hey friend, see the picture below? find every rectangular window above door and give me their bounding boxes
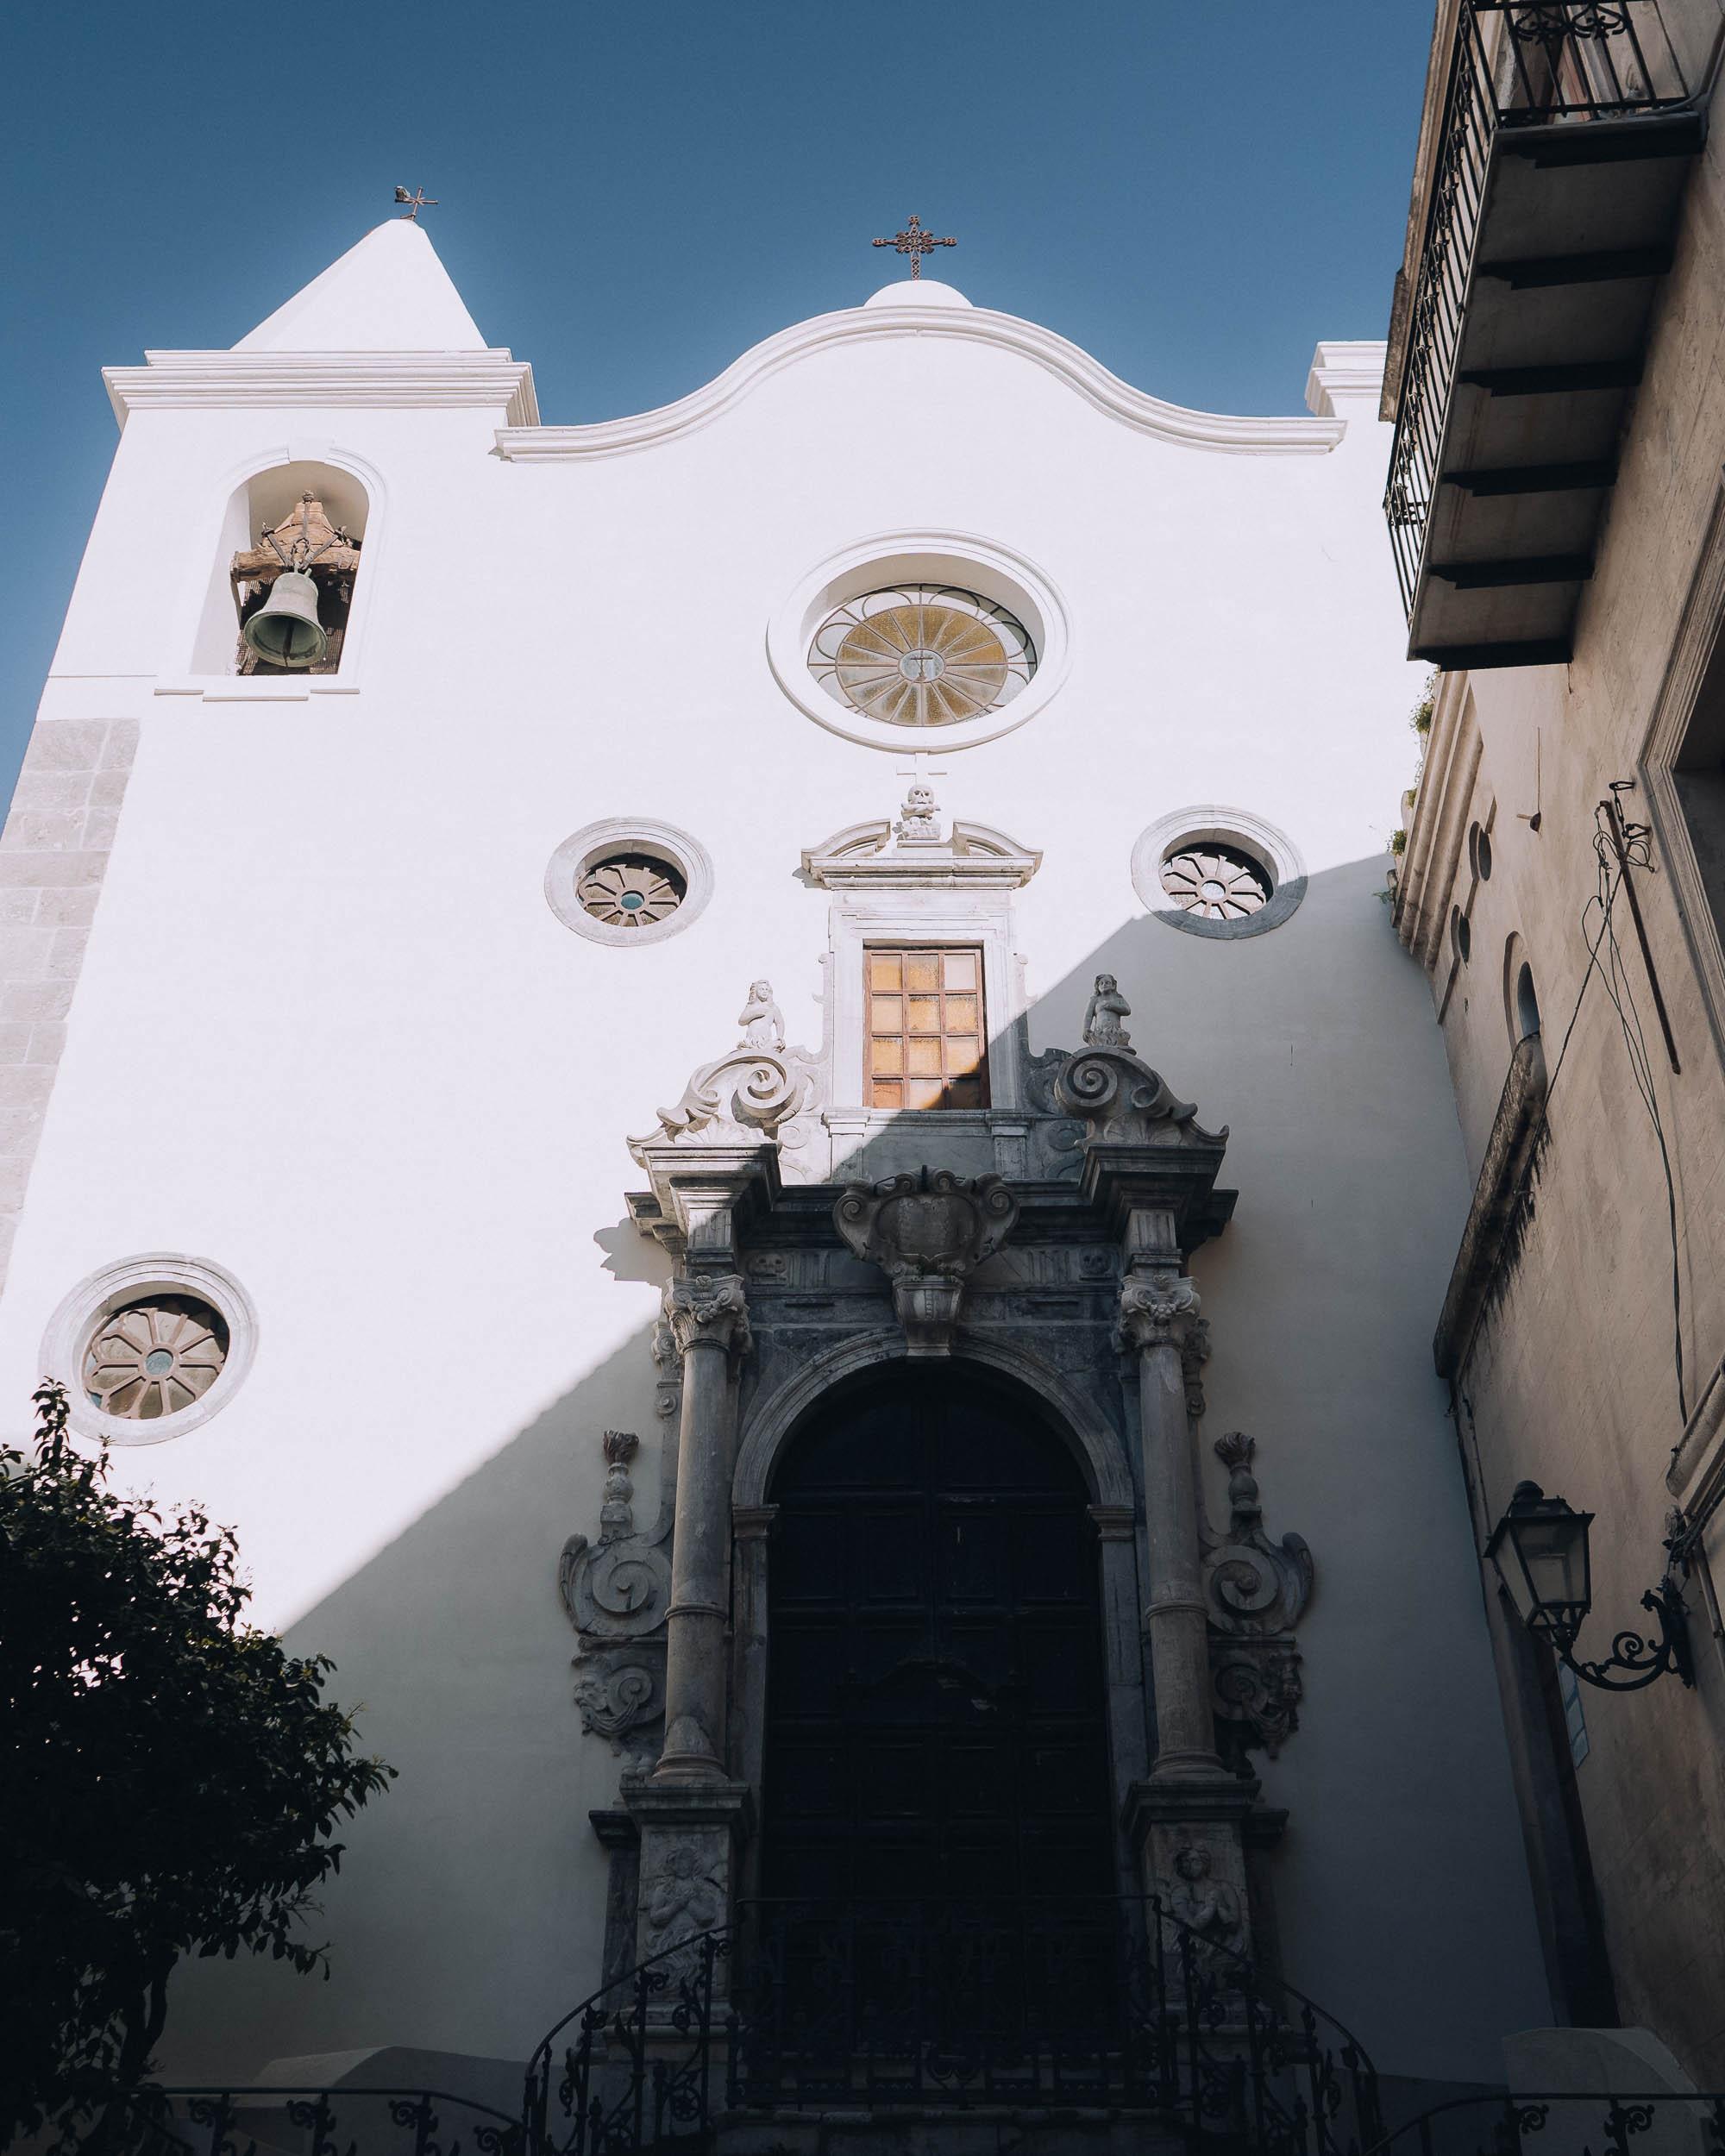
[866,947,988,1110]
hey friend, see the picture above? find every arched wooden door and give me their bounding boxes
[761,1361,1117,1914]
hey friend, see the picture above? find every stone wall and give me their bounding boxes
[0,716,136,1293]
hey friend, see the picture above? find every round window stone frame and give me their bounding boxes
[42,1253,260,1448]
[1131,807,1308,941]
[544,818,714,949]
[768,531,1072,753]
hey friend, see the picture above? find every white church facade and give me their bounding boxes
[2,216,1554,2121]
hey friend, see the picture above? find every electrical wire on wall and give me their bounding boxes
[1540,789,1690,1430]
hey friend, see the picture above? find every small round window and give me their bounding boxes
[1159,843,1273,924]
[85,1294,229,1422]
[808,586,1036,729]
[42,1255,259,1446]
[545,818,714,949]
[578,853,687,931]
[1132,808,1306,940]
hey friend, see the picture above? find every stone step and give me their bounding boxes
[713,2105,1197,2156]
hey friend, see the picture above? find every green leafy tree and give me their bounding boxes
[1,1381,394,2149]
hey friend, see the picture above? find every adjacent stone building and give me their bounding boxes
[1387,0,1725,2085]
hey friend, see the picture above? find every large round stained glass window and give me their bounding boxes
[808,586,1037,729]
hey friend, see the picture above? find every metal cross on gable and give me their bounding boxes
[872,212,956,280]
[394,186,438,222]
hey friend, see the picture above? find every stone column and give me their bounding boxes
[624,1268,755,1980]
[1117,1218,1261,1959]
[654,1269,751,1782]
[1119,1249,1220,1783]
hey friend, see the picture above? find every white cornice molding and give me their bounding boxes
[493,304,1348,463]
[1304,341,1389,418]
[103,351,539,429]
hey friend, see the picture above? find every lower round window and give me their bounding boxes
[1159,843,1273,923]
[1132,808,1306,941]
[546,818,714,948]
[42,1255,259,1446]
[85,1294,229,1422]
[578,853,687,930]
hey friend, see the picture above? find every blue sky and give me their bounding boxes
[0,2,1430,805]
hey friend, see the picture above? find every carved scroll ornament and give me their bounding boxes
[1203,1432,1314,1771]
[833,1167,1019,1355]
[559,1426,676,1756]
[630,978,822,1158]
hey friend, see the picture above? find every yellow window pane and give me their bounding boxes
[943,952,978,991]
[871,1037,903,1075]
[906,1077,944,1110]
[870,1079,903,1107]
[907,1036,943,1075]
[944,1078,982,1109]
[906,953,941,992]
[947,1036,981,1075]
[869,952,902,988]
[907,996,941,1033]
[945,994,978,1031]
[871,996,903,1032]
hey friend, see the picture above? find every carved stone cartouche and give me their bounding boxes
[1202,1432,1313,1772]
[832,1166,1020,1355]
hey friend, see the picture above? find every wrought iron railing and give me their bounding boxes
[524,1895,1382,2156]
[1361,2089,1725,2156]
[1383,0,1692,616]
[107,2084,524,2156]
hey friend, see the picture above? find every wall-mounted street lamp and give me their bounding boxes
[1486,1482,1696,1693]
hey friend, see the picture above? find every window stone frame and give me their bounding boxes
[1131,806,1308,941]
[544,818,715,949]
[42,1252,260,1448]
[768,532,1072,754]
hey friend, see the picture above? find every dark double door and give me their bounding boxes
[755,1364,1119,2063]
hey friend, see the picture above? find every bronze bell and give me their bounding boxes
[242,569,328,668]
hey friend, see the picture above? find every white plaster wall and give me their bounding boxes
[0,285,1546,2084]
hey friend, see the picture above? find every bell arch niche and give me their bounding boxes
[756,1357,1119,1915]
[191,459,371,678]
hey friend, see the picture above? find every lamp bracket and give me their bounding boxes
[1560,1576,1695,1694]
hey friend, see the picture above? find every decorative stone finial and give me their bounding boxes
[1083,973,1133,1051]
[894,781,943,843]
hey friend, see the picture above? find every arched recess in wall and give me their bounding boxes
[190,453,383,678]
[1503,931,1541,1045]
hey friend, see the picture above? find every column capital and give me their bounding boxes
[663,1270,753,1359]
[1117,1267,1201,1354]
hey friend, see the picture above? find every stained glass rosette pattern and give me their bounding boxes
[809,586,1036,728]
[1158,845,1272,923]
[84,1295,229,1422]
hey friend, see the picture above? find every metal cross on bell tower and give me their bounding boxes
[394,186,438,222]
[872,212,956,280]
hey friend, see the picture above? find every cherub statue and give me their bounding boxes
[1166,1843,1243,1969]
[737,979,784,1051]
[1083,972,1133,1051]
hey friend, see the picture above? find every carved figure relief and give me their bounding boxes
[641,1839,727,1960]
[1164,1842,1245,1972]
[560,1426,678,1754]
[1083,973,1134,1051]
[1202,1432,1314,1771]
[737,980,785,1050]
[832,1167,1020,1355]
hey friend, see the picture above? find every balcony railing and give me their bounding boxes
[1384,0,1692,624]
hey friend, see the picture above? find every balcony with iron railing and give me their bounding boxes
[1383,1,1703,670]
